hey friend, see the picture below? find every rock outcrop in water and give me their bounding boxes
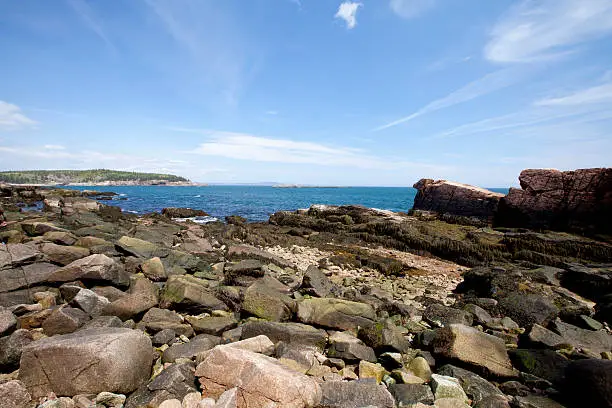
[0,176,611,408]
[495,168,612,234]
[412,179,504,223]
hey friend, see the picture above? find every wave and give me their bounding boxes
[194,194,202,197]
[124,210,139,214]
[173,215,219,224]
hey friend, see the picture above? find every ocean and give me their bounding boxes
[65,185,509,222]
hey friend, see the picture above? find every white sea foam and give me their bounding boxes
[173,216,218,224]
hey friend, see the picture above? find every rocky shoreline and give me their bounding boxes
[0,169,611,408]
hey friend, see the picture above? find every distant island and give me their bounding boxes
[0,169,194,186]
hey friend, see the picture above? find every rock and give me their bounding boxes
[161,275,227,313]
[162,208,209,218]
[43,231,78,246]
[578,314,603,331]
[435,398,471,408]
[562,359,612,408]
[0,380,31,408]
[297,298,375,331]
[222,335,275,355]
[141,257,167,281]
[115,236,159,258]
[226,245,293,269]
[213,387,237,408]
[464,304,494,326]
[511,395,565,408]
[300,265,336,297]
[92,286,127,302]
[223,260,264,286]
[0,329,34,370]
[147,362,198,402]
[186,315,237,336]
[318,380,395,408]
[102,275,159,320]
[153,328,177,346]
[495,168,612,234]
[0,263,59,293]
[241,280,294,322]
[159,400,182,408]
[499,381,530,397]
[96,391,126,407]
[0,306,17,336]
[42,305,90,335]
[182,392,202,408]
[549,319,612,355]
[559,264,612,303]
[327,331,377,362]
[82,315,124,329]
[163,334,221,363]
[19,328,153,398]
[437,365,506,405]
[21,221,65,236]
[0,243,41,269]
[358,319,411,353]
[409,356,433,382]
[195,346,321,407]
[240,321,327,350]
[431,374,469,403]
[508,349,569,386]
[47,254,129,286]
[140,308,194,337]
[424,304,474,327]
[71,288,110,317]
[498,293,559,328]
[432,324,517,378]
[359,361,386,384]
[412,179,504,221]
[389,383,434,406]
[40,243,90,266]
[525,324,569,349]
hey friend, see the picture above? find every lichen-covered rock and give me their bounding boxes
[495,168,612,233]
[297,298,375,331]
[195,345,321,407]
[19,328,153,398]
[160,275,227,313]
[412,179,504,220]
[432,324,517,378]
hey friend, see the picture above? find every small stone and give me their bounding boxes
[0,380,31,408]
[359,361,386,384]
[182,392,202,408]
[159,399,182,408]
[431,374,469,403]
[409,356,432,381]
[96,391,126,407]
[391,369,426,384]
[153,329,177,346]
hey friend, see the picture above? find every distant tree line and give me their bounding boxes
[0,169,188,184]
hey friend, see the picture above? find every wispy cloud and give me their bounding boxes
[535,82,612,106]
[389,0,435,19]
[0,101,37,131]
[144,0,250,105]
[374,66,535,131]
[183,129,447,171]
[66,0,116,52]
[335,2,362,30]
[485,0,612,63]
[44,144,66,150]
[266,110,279,115]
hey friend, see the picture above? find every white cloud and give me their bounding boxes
[187,129,446,171]
[485,0,612,63]
[266,110,279,115]
[335,2,362,29]
[0,101,37,130]
[535,82,612,106]
[389,0,435,19]
[44,144,66,150]
[66,0,116,52]
[374,66,535,131]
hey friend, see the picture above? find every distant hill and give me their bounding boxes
[0,169,190,185]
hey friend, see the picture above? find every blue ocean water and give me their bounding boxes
[66,186,509,222]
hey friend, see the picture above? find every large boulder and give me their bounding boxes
[102,275,159,320]
[300,265,337,297]
[19,328,153,398]
[46,254,129,286]
[437,364,507,405]
[162,334,220,363]
[40,242,90,266]
[432,324,517,378]
[241,279,295,322]
[297,298,376,331]
[495,168,612,234]
[412,179,504,220]
[195,345,321,407]
[160,275,227,313]
[0,262,59,293]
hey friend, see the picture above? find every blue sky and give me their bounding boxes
[1,0,611,187]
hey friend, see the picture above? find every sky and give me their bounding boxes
[0,0,611,187]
